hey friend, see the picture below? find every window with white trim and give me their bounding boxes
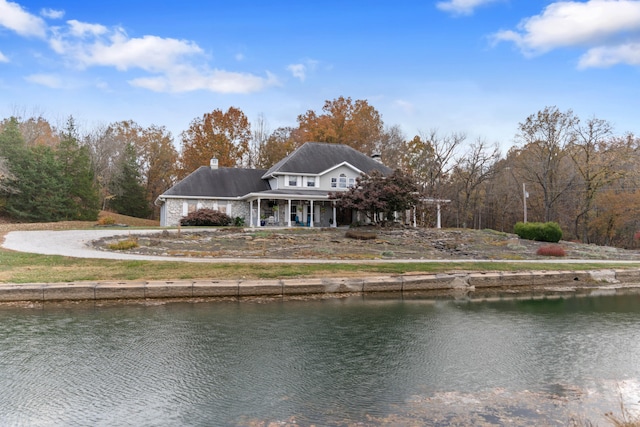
[287,175,298,187]
[348,177,355,188]
[306,176,316,187]
[331,177,337,188]
[339,174,347,188]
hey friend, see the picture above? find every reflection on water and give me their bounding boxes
[1,292,640,426]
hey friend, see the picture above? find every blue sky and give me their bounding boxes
[2,0,640,152]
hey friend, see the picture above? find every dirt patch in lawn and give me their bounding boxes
[91,226,640,261]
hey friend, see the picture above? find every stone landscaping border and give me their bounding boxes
[1,269,639,303]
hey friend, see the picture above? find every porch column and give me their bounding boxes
[257,198,261,227]
[437,203,442,229]
[332,204,337,228]
[287,199,292,227]
[413,207,417,228]
[250,200,254,228]
[309,200,314,228]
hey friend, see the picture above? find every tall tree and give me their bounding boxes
[514,106,578,222]
[179,106,251,176]
[56,116,100,220]
[449,138,500,228]
[256,127,300,168]
[567,117,624,242]
[379,125,407,171]
[405,130,465,198]
[296,96,384,155]
[108,142,151,218]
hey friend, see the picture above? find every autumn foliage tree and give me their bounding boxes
[296,96,384,155]
[330,170,419,223]
[179,107,251,177]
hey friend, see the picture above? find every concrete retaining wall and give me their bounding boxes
[2,269,640,303]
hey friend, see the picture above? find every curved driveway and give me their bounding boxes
[3,229,640,264]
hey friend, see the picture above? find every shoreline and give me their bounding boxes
[2,268,640,303]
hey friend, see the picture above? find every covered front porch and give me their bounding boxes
[246,191,342,228]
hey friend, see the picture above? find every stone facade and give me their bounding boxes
[162,198,249,227]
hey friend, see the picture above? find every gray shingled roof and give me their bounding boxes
[161,167,269,198]
[262,142,393,178]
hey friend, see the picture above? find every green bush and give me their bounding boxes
[180,208,233,227]
[514,221,562,243]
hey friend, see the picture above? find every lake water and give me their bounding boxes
[1,291,640,426]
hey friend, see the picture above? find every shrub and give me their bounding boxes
[108,238,139,251]
[514,221,562,243]
[234,216,245,227]
[536,245,566,257]
[97,215,116,226]
[345,230,377,240]
[180,208,233,227]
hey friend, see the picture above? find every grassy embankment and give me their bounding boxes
[1,212,640,284]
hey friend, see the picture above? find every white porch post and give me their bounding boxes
[332,204,337,228]
[437,203,442,229]
[309,200,314,228]
[257,198,261,227]
[413,207,417,228]
[287,199,292,227]
[249,200,254,228]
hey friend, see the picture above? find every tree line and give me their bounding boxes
[1,100,639,248]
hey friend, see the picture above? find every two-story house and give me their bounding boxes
[156,142,393,227]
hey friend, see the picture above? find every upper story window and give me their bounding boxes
[339,174,347,188]
[287,175,298,187]
[306,177,316,187]
[348,178,355,188]
[331,178,337,188]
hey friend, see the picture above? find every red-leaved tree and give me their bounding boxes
[330,170,419,223]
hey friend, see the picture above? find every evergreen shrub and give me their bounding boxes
[180,208,233,226]
[514,221,563,243]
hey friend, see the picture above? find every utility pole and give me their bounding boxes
[523,183,528,223]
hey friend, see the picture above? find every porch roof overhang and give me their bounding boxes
[244,189,332,202]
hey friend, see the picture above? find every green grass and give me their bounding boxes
[1,249,640,284]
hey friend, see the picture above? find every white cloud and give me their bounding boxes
[130,69,279,93]
[288,63,307,81]
[493,0,640,59]
[41,8,64,19]
[24,73,63,88]
[392,99,416,115]
[287,59,318,81]
[3,6,278,95]
[66,19,108,38]
[0,0,47,38]
[436,0,502,16]
[579,42,640,67]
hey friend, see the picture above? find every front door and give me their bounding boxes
[336,208,353,226]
